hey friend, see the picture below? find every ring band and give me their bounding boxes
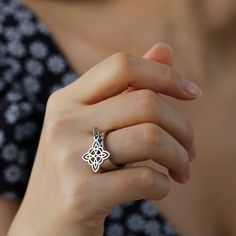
[82,127,124,172]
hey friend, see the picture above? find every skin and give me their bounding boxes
[1,0,236,235]
[7,46,199,236]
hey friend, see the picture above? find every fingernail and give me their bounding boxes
[154,42,174,53]
[183,80,202,98]
[148,42,173,52]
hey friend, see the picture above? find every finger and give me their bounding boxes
[127,43,173,92]
[66,51,202,104]
[104,123,190,183]
[93,89,193,154]
[90,166,170,212]
[143,42,174,66]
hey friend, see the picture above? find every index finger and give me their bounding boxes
[66,52,202,104]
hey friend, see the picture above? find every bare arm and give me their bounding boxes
[0,198,20,235]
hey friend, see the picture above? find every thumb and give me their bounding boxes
[143,42,174,66]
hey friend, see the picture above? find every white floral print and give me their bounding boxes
[0,1,178,235]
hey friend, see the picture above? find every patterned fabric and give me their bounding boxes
[0,0,178,235]
[105,200,177,236]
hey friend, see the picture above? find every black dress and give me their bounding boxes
[0,0,178,235]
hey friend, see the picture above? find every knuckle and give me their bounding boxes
[58,146,80,165]
[134,89,158,120]
[137,123,161,145]
[185,119,194,145]
[109,52,139,79]
[112,52,135,68]
[136,168,158,193]
[46,89,63,111]
[44,112,75,144]
[176,145,190,173]
[160,66,173,88]
[177,112,194,149]
[153,173,170,200]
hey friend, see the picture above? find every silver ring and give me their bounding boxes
[82,127,111,172]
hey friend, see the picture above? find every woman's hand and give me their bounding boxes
[8,43,201,236]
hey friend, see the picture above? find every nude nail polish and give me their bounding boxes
[183,80,202,98]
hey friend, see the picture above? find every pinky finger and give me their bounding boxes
[90,166,170,212]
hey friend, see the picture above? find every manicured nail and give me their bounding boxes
[144,43,174,58]
[183,80,202,98]
[153,42,174,53]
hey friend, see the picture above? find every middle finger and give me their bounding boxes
[92,89,193,156]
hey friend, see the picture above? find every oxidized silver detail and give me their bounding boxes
[82,127,110,172]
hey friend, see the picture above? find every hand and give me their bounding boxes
[8,43,201,236]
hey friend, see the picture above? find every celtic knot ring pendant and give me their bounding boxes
[82,127,110,172]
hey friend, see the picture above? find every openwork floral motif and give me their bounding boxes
[82,129,110,172]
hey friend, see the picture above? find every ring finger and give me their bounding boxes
[91,89,193,156]
[104,123,190,183]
